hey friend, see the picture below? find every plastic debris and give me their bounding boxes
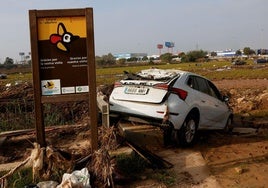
[56,168,91,188]
[37,181,59,188]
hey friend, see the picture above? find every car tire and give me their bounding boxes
[178,114,198,146]
[163,127,173,146]
[224,116,233,133]
[171,129,180,146]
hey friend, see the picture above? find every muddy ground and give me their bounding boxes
[0,77,268,187]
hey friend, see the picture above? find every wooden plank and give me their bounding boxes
[97,93,110,127]
[41,93,88,103]
[29,10,46,147]
[86,8,98,152]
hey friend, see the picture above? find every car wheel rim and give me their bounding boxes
[185,119,196,143]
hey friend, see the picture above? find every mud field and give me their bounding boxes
[0,77,268,187]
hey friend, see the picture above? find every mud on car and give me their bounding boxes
[109,68,233,146]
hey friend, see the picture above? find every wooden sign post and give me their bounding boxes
[29,8,98,151]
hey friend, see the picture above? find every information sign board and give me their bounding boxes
[29,8,98,150]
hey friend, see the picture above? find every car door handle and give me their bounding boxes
[215,104,219,107]
[201,100,206,103]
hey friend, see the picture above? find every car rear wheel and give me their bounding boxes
[178,114,198,146]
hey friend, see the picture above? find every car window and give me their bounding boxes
[207,81,222,100]
[187,77,194,88]
[187,76,199,90]
[187,76,223,100]
[195,77,210,95]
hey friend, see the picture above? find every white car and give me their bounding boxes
[109,68,233,146]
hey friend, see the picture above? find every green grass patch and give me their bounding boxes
[150,169,176,186]
[0,99,34,131]
[0,72,32,85]
[1,168,33,188]
[115,153,176,186]
[115,153,149,178]
[2,60,267,86]
[0,102,76,132]
[96,60,268,85]
[0,167,65,188]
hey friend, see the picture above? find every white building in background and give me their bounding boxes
[113,53,147,60]
[147,54,160,60]
[215,49,236,57]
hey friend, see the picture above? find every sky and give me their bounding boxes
[0,0,267,62]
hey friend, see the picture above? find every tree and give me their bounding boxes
[178,52,186,58]
[3,57,16,69]
[243,47,255,56]
[127,57,138,62]
[160,53,173,63]
[142,56,148,61]
[210,51,217,57]
[181,55,189,63]
[116,58,126,65]
[186,50,208,62]
[96,53,116,67]
[4,57,14,65]
[235,50,242,56]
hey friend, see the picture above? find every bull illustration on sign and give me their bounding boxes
[50,22,79,52]
[43,81,54,89]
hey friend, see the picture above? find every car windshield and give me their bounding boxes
[123,69,180,82]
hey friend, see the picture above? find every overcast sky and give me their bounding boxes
[0,0,267,62]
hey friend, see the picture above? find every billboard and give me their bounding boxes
[157,44,163,49]
[165,42,175,48]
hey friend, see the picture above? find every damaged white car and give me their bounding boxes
[109,68,233,146]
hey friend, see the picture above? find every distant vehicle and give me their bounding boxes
[109,68,233,146]
[255,59,268,64]
[0,73,7,79]
[232,60,246,65]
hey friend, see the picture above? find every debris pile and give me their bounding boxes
[0,142,74,187]
[222,88,268,114]
[0,126,118,188]
[0,81,33,100]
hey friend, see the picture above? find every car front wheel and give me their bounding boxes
[224,116,233,133]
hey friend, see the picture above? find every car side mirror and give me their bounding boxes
[222,96,229,102]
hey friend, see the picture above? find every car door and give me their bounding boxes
[192,76,229,129]
[205,80,230,128]
[190,76,215,128]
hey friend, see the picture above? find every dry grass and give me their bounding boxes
[89,126,118,187]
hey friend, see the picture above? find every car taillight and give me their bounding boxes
[170,87,188,100]
[114,81,122,88]
[153,83,188,100]
[153,83,169,90]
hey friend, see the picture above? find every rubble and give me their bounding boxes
[234,167,244,174]
[221,88,268,114]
